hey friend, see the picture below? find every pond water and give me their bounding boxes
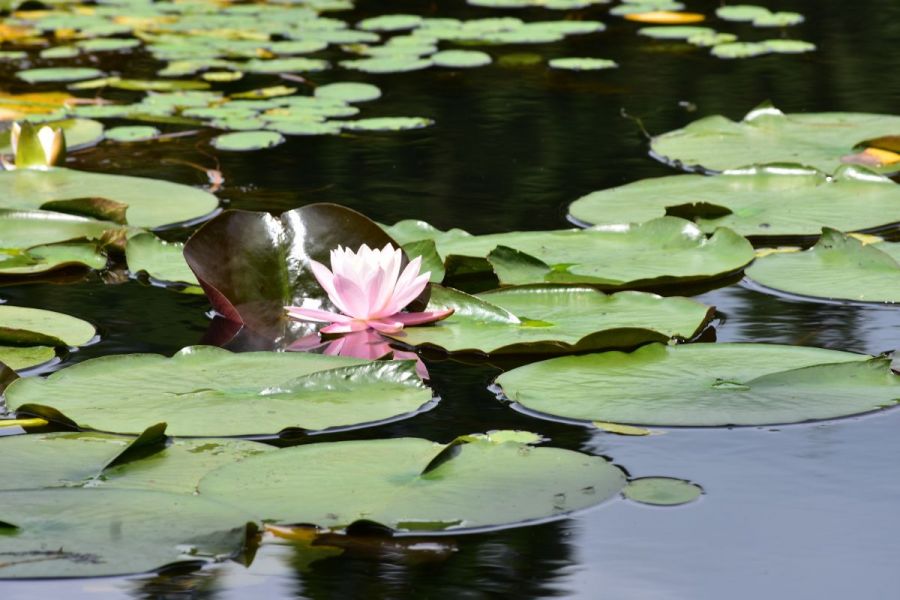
[2,0,899,597]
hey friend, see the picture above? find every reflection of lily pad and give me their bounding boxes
[386,285,712,355]
[7,346,433,437]
[497,343,900,426]
[569,165,900,237]
[0,488,252,578]
[746,229,900,303]
[386,217,754,289]
[199,434,626,532]
[651,104,900,174]
[0,168,218,229]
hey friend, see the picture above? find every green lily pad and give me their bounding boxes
[385,285,712,355]
[753,12,804,27]
[548,57,618,71]
[623,478,702,506]
[638,26,715,40]
[340,56,432,74]
[0,119,104,154]
[0,304,94,347]
[6,346,433,437]
[125,232,200,288]
[431,50,492,68]
[650,104,900,174]
[39,46,79,59]
[687,32,737,47]
[0,488,252,578]
[0,241,108,276]
[198,434,626,532]
[0,430,274,494]
[568,165,900,237]
[0,208,122,250]
[762,39,815,53]
[314,82,382,103]
[715,5,771,21]
[746,229,900,303]
[105,126,161,143]
[0,168,218,229]
[385,217,755,289]
[0,346,55,371]
[211,130,285,151]
[710,42,771,59]
[497,343,900,426]
[357,14,423,32]
[342,117,434,132]
[17,67,105,84]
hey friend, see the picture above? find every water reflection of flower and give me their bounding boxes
[287,330,428,379]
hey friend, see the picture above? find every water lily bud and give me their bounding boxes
[6,121,67,169]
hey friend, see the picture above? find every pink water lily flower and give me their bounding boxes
[285,243,453,334]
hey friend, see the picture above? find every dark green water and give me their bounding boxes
[3,0,900,597]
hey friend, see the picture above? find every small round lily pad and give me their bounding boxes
[314,82,382,103]
[623,477,703,506]
[549,57,618,71]
[105,126,161,143]
[432,50,492,68]
[17,67,105,84]
[211,130,285,151]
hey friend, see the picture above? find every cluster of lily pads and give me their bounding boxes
[0,0,898,583]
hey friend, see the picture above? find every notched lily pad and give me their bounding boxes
[651,103,900,174]
[569,164,900,238]
[125,232,200,290]
[497,343,900,427]
[198,434,627,533]
[6,346,433,437]
[746,228,900,303]
[385,285,713,355]
[384,216,754,290]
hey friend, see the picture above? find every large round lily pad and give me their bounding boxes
[385,285,713,354]
[497,343,900,427]
[0,168,219,229]
[568,165,900,237]
[0,429,274,494]
[6,346,433,437]
[651,104,900,174]
[746,229,900,303]
[199,434,626,532]
[385,217,754,289]
[0,488,252,578]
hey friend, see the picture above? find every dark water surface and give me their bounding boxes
[3,0,900,597]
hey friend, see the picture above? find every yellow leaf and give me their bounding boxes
[0,23,37,42]
[862,147,900,166]
[593,421,660,436]
[754,246,801,258]
[0,418,49,429]
[847,232,884,245]
[624,11,706,24]
[203,71,244,82]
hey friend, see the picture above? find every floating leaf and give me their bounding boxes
[125,232,200,288]
[384,285,712,355]
[569,165,900,238]
[357,14,423,32]
[431,50,492,68]
[105,126,161,143]
[638,26,715,40]
[710,42,771,59]
[385,217,754,289]
[0,168,218,229]
[342,117,433,132]
[746,229,900,303]
[548,57,618,71]
[17,67,104,83]
[715,5,771,21]
[762,39,815,54]
[199,434,626,532]
[623,478,702,505]
[7,346,433,437]
[0,346,55,371]
[0,489,252,578]
[314,82,382,103]
[0,304,94,348]
[624,11,705,24]
[211,130,285,151]
[497,343,900,426]
[593,421,658,436]
[651,104,900,174]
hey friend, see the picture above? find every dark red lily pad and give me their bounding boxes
[184,203,424,343]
